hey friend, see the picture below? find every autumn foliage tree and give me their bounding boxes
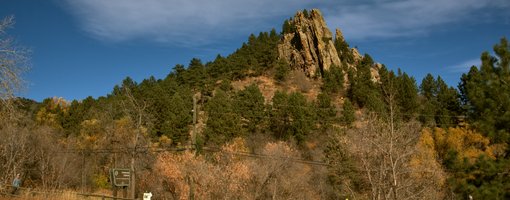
[152,138,326,199]
[420,126,508,198]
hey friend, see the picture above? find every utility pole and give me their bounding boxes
[192,94,198,151]
[81,150,85,193]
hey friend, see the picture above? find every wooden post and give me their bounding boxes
[123,186,128,198]
[113,186,118,199]
[192,94,197,150]
[187,175,194,200]
[81,151,86,193]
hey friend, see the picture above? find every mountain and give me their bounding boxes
[2,8,510,200]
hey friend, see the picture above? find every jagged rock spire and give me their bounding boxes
[278,9,341,77]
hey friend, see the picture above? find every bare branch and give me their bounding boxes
[0,15,30,114]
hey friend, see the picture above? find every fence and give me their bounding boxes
[0,185,134,200]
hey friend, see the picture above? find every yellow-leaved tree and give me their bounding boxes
[409,128,448,199]
[430,127,506,163]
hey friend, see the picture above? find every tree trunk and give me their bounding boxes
[130,154,135,199]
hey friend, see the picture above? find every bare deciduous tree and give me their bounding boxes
[342,68,445,199]
[120,87,151,199]
[347,116,423,200]
[0,15,29,112]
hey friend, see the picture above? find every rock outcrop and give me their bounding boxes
[371,63,383,83]
[336,28,363,67]
[278,9,341,77]
[278,9,381,83]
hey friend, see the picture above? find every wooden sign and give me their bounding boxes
[110,168,130,187]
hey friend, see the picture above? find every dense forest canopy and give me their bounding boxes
[1,9,510,199]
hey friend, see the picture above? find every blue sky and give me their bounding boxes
[2,0,509,101]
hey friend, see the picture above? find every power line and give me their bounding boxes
[227,99,467,119]
[202,147,331,167]
[206,110,465,126]
[53,146,187,154]
[50,146,331,167]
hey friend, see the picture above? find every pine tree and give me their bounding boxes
[234,84,266,133]
[459,38,510,143]
[419,74,461,127]
[162,92,192,145]
[274,59,290,83]
[322,65,344,94]
[342,99,355,126]
[316,92,337,130]
[420,74,436,100]
[187,58,207,89]
[419,74,437,125]
[282,19,292,34]
[334,37,353,64]
[270,91,290,139]
[303,9,310,18]
[269,91,315,142]
[349,54,380,109]
[287,92,314,143]
[436,77,461,127]
[204,89,243,145]
[396,72,419,120]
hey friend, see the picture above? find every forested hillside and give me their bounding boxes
[1,9,509,199]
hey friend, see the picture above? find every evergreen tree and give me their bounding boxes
[270,91,291,139]
[334,37,353,64]
[162,92,192,145]
[349,54,378,108]
[459,38,510,143]
[419,74,437,125]
[448,156,510,199]
[419,74,461,127]
[322,65,344,94]
[121,77,137,92]
[269,91,315,142]
[436,77,461,127]
[207,54,228,80]
[302,9,309,18]
[396,72,419,119]
[287,92,314,143]
[204,89,243,145]
[420,73,437,99]
[282,19,294,34]
[451,38,510,199]
[234,84,266,133]
[274,59,290,83]
[172,64,186,85]
[316,92,337,130]
[325,127,363,199]
[342,99,355,126]
[186,58,207,89]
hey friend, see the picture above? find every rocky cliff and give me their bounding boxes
[278,9,341,77]
[334,28,363,67]
[278,9,381,84]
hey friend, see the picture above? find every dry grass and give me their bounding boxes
[231,76,277,103]
[0,188,117,200]
[231,71,322,103]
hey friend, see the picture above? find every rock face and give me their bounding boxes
[278,9,380,84]
[278,9,341,77]
[371,63,383,83]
